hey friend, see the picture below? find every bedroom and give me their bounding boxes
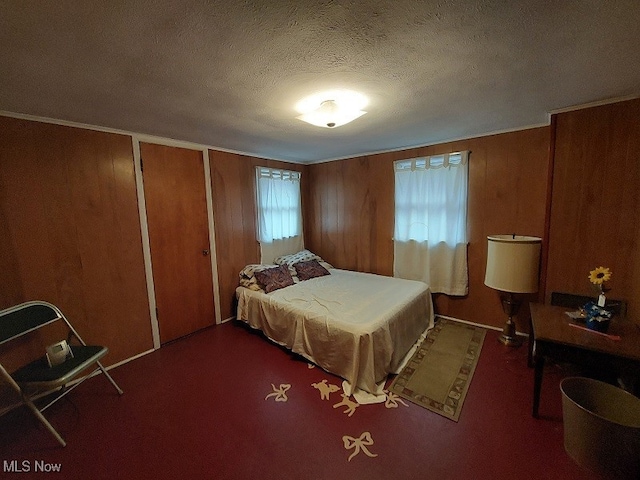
[1,1,640,479]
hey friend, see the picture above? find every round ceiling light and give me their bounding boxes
[295,90,368,128]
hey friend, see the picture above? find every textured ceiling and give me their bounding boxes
[1,1,639,163]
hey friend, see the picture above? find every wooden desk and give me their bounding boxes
[530,302,640,418]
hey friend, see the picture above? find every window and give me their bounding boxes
[393,151,469,295]
[255,167,303,263]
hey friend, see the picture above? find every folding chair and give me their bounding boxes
[0,300,123,447]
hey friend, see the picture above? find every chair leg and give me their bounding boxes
[96,361,124,395]
[22,395,66,447]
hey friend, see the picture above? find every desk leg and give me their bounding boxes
[527,317,534,368]
[533,355,544,418]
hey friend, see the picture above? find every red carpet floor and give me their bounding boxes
[0,320,599,479]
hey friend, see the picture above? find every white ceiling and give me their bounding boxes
[1,1,639,164]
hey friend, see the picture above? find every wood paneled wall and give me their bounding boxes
[1,97,636,367]
[209,150,305,321]
[0,117,153,370]
[305,127,551,331]
[304,154,395,276]
[545,99,640,321]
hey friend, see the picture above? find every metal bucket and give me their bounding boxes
[560,377,640,479]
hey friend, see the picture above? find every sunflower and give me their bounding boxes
[589,266,612,285]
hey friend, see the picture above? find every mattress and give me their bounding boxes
[236,268,434,398]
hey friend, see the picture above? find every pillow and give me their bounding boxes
[254,265,295,293]
[318,260,334,270]
[239,264,300,291]
[274,249,322,267]
[239,264,277,291]
[294,259,331,281]
[240,264,277,278]
[274,249,335,274]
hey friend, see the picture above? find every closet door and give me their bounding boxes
[140,142,215,344]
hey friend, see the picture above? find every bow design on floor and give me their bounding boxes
[342,431,378,462]
[265,383,291,402]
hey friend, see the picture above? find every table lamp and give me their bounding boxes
[484,235,542,346]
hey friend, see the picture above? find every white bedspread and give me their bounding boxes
[236,269,433,400]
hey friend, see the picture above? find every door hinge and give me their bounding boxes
[140,156,144,173]
[155,307,158,318]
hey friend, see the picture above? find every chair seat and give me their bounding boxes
[1,301,122,446]
[12,345,108,389]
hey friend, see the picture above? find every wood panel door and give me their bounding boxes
[140,142,215,344]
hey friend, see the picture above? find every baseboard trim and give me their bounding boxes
[107,348,156,370]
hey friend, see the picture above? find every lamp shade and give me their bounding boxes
[484,235,542,293]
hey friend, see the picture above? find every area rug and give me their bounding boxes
[389,318,486,421]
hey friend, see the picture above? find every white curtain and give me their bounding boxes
[393,151,469,295]
[256,167,304,263]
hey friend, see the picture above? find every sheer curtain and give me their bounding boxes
[255,167,304,263]
[393,151,469,295]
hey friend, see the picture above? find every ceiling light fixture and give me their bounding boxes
[295,90,368,128]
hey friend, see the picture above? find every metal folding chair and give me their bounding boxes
[0,300,123,447]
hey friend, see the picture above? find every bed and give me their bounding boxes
[235,254,434,402]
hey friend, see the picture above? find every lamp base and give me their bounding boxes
[498,317,522,347]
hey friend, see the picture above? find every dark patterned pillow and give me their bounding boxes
[254,265,295,293]
[294,259,330,281]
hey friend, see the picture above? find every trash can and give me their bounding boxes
[560,377,640,479]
